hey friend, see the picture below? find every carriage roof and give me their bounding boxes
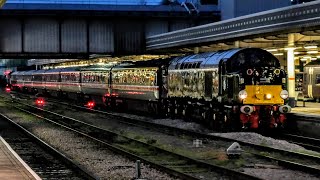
[113,59,171,70]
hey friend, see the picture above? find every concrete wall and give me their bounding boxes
[220,0,291,20]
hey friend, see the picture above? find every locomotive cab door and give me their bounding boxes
[219,60,239,102]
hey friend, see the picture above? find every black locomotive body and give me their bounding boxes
[10,48,291,130]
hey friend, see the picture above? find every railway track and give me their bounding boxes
[1,92,320,179]
[275,133,320,152]
[42,97,320,177]
[0,111,97,179]
[4,99,261,180]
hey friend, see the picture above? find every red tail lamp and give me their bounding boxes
[87,101,95,108]
[36,98,45,106]
[5,87,10,92]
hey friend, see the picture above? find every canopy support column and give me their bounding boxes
[286,33,296,107]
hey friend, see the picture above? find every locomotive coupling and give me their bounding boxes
[279,105,291,113]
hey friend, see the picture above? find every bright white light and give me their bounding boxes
[239,90,248,100]
[267,49,277,52]
[307,50,318,54]
[280,90,289,99]
[304,45,318,49]
[273,53,284,56]
[265,94,272,99]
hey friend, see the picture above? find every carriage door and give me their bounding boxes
[160,66,168,98]
[204,71,213,98]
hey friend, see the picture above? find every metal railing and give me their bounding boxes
[6,0,169,5]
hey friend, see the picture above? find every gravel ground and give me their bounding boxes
[153,118,320,155]
[1,94,320,180]
[43,103,320,180]
[0,103,178,180]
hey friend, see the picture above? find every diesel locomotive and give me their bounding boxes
[10,48,291,130]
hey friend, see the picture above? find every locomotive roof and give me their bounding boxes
[168,48,280,72]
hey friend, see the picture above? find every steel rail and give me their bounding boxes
[8,100,261,180]
[0,111,98,180]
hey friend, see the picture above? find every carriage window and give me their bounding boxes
[316,74,320,84]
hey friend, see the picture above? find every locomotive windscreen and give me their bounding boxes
[227,48,280,73]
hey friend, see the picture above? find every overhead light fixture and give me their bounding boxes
[273,53,284,56]
[294,52,300,55]
[267,48,278,52]
[300,58,308,61]
[304,44,318,49]
[311,57,317,60]
[307,51,318,54]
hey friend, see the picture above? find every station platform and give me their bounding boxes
[0,136,40,180]
[292,101,320,117]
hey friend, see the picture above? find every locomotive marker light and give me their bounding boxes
[280,90,289,99]
[274,69,281,76]
[238,90,248,100]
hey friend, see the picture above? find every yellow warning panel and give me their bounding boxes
[243,85,284,105]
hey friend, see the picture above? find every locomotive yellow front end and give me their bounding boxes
[239,84,291,129]
[227,49,292,130]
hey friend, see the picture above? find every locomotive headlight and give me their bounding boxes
[265,93,272,99]
[239,90,248,99]
[280,90,289,99]
[274,69,281,75]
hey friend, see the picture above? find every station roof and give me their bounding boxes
[146,1,320,63]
